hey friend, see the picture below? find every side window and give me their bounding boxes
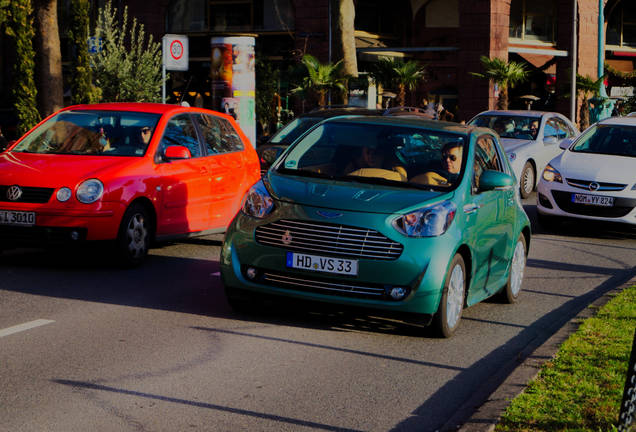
[158,114,202,158]
[196,114,243,155]
[543,119,559,140]
[195,114,244,154]
[473,135,503,190]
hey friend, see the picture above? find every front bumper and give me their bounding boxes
[220,204,461,316]
[536,180,636,225]
[0,201,127,244]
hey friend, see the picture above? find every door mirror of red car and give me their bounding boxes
[164,145,192,160]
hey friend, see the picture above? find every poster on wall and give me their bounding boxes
[211,36,256,147]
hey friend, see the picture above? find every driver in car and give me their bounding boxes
[410,141,463,186]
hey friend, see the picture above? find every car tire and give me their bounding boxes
[519,161,535,199]
[116,203,150,267]
[498,234,527,304]
[433,254,466,338]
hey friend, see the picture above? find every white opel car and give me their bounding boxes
[469,111,579,198]
[536,116,636,226]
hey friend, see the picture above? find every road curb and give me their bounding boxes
[454,273,636,432]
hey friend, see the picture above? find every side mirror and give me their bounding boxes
[559,138,573,150]
[164,145,191,160]
[478,170,515,192]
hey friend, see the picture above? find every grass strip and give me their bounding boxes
[496,284,636,432]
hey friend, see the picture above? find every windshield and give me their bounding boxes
[277,121,467,190]
[12,110,161,156]
[469,115,540,140]
[571,124,636,157]
[269,117,321,145]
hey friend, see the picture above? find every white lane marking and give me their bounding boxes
[0,319,55,338]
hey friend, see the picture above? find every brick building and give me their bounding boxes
[1,0,635,135]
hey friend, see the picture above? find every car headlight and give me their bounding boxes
[241,180,274,218]
[632,183,636,191]
[76,179,104,204]
[542,164,563,183]
[56,187,72,202]
[393,201,457,237]
[508,152,516,162]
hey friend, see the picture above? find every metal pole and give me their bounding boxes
[162,64,166,104]
[570,0,577,123]
[328,0,332,106]
[598,0,604,78]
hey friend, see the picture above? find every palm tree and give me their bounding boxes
[393,60,426,106]
[295,54,348,107]
[576,74,605,130]
[370,58,426,107]
[471,56,528,110]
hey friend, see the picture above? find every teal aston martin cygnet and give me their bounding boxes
[220,116,531,337]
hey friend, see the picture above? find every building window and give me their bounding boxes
[355,0,402,37]
[166,0,294,33]
[607,1,636,48]
[509,0,556,43]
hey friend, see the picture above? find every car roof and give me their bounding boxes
[598,116,636,126]
[300,107,384,118]
[60,102,208,115]
[474,110,557,118]
[324,115,489,135]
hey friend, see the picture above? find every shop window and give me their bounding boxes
[167,0,207,33]
[607,2,636,48]
[424,0,459,28]
[509,0,556,43]
[355,0,402,37]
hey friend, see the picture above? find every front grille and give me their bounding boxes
[0,185,54,203]
[255,219,403,260]
[551,191,636,218]
[565,178,627,192]
[259,269,407,300]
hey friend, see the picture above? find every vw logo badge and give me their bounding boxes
[589,182,600,192]
[281,230,293,245]
[316,210,343,219]
[6,185,23,201]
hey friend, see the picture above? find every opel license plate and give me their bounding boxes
[572,193,614,207]
[0,210,35,226]
[286,252,358,276]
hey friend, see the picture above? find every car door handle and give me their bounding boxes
[463,203,481,214]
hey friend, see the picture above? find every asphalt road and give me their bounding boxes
[1,197,635,432]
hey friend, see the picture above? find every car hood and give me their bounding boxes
[556,151,636,183]
[267,172,447,214]
[499,138,533,153]
[0,152,142,187]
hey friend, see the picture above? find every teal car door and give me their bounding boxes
[465,135,514,305]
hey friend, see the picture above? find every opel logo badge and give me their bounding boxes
[281,230,293,245]
[6,185,23,201]
[589,182,600,192]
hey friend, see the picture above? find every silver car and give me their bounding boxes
[468,111,579,198]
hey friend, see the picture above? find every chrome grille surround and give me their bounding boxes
[255,219,403,260]
[565,178,627,192]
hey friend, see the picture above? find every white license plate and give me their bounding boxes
[286,252,358,276]
[571,193,614,207]
[0,210,35,226]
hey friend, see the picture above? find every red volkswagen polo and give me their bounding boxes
[0,103,260,265]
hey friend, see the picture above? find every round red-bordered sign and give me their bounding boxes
[170,40,184,60]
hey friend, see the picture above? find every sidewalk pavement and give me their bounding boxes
[439,272,636,432]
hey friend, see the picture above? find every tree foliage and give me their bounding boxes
[370,58,426,107]
[69,0,100,104]
[294,54,348,107]
[471,56,528,110]
[91,1,164,102]
[5,0,41,135]
[576,74,606,130]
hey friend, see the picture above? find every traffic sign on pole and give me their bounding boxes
[162,34,189,72]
